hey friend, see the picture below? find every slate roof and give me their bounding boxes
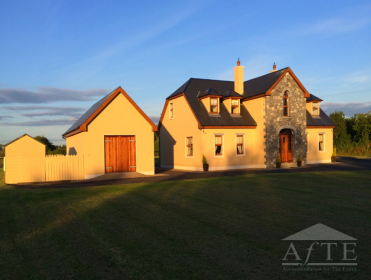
[306,94,323,102]
[306,109,336,127]
[166,68,334,128]
[169,78,256,127]
[243,68,288,98]
[63,87,118,136]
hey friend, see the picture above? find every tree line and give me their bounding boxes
[33,136,66,155]
[330,111,371,156]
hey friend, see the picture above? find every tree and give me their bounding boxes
[353,112,371,144]
[329,111,350,148]
[34,135,56,152]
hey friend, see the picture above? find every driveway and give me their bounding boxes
[17,157,371,189]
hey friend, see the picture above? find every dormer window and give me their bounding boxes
[210,98,218,114]
[231,99,239,114]
[313,102,319,116]
[283,91,289,117]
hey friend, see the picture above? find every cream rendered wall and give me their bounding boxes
[306,128,333,163]
[5,136,45,184]
[201,98,210,112]
[160,96,202,170]
[66,132,84,156]
[223,99,232,114]
[200,128,258,170]
[71,93,154,178]
[243,97,266,166]
[306,102,312,113]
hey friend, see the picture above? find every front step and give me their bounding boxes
[281,162,297,168]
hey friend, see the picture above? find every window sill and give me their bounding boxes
[214,155,224,158]
[283,116,292,118]
[185,156,194,158]
[236,154,245,157]
[209,113,221,117]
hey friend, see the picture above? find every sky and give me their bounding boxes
[1,0,371,145]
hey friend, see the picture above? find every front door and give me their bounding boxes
[104,135,136,173]
[280,134,293,162]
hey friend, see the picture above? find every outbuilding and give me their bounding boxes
[4,134,46,184]
[63,86,157,179]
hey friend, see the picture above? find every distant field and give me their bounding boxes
[0,169,370,279]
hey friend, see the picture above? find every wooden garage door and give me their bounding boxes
[104,136,136,173]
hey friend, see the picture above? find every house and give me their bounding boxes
[158,60,335,170]
[62,87,158,178]
[4,134,46,184]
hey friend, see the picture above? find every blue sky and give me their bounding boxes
[1,0,371,145]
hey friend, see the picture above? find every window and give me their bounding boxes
[215,135,222,155]
[237,135,244,155]
[231,99,239,114]
[210,98,218,114]
[319,134,324,151]
[283,91,289,117]
[186,137,193,156]
[313,103,319,115]
[169,103,174,119]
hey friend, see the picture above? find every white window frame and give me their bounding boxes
[312,102,320,116]
[231,99,240,114]
[236,133,245,156]
[318,132,325,152]
[214,133,224,158]
[185,136,194,158]
[169,102,174,119]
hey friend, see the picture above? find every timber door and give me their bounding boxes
[104,136,136,173]
[280,134,293,163]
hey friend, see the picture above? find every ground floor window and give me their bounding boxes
[319,133,324,151]
[215,135,222,155]
[186,137,193,156]
[237,135,244,155]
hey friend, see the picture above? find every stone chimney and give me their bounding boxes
[269,62,277,73]
[233,58,244,94]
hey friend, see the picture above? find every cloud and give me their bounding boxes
[0,119,74,126]
[149,116,160,124]
[0,87,108,104]
[321,101,371,116]
[302,18,370,36]
[0,115,13,120]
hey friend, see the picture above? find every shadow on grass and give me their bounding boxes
[0,170,370,279]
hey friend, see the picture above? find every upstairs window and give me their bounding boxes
[319,134,324,151]
[186,137,193,156]
[169,102,174,119]
[210,98,218,114]
[283,91,289,117]
[215,135,222,155]
[231,99,239,114]
[236,135,244,155]
[313,103,319,115]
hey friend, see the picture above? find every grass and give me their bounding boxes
[0,169,370,279]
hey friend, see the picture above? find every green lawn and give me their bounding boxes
[0,169,370,279]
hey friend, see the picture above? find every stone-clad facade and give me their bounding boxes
[264,72,307,168]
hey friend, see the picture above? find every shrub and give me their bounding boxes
[332,147,337,157]
[276,154,281,163]
[298,154,302,161]
[202,155,207,164]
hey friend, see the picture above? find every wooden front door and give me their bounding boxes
[280,134,293,163]
[104,136,136,173]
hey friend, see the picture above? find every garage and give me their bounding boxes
[104,135,136,173]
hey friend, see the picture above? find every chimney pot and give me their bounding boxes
[273,62,276,70]
[237,58,240,66]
